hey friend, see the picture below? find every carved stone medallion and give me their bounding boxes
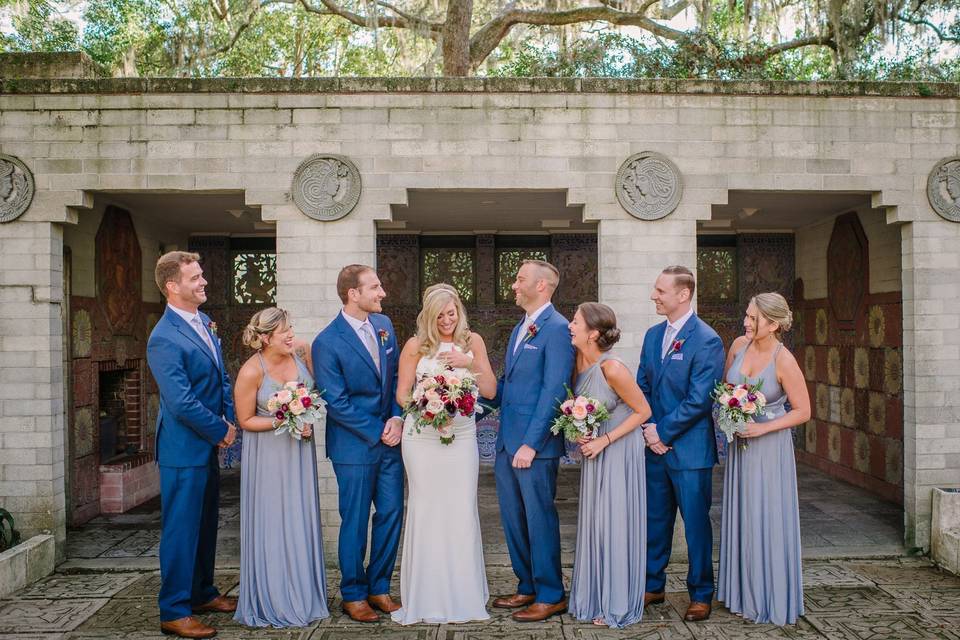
[0,154,35,223]
[291,154,361,221]
[615,151,683,220]
[927,156,960,222]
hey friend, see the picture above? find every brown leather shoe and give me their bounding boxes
[492,593,536,609]
[512,600,567,622]
[367,594,400,613]
[160,616,217,638]
[643,591,666,607]
[684,601,712,622]
[341,600,379,623]
[192,596,237,614]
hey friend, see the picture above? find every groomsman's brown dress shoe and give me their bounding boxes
[192,596,237,614]
[512,600,567,622]
[341,600,379,622]
[367,594,401,613]
[643,591,666,607]
[684,601,712,621]
[160,616,217,638]
[492,593,536,609]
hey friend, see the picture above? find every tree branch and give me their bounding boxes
[754,33,838,59]
[296,0,441,33]
[897,12,960,43]
[469,4,685,69]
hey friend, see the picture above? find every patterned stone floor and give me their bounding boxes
[4,462,930,638]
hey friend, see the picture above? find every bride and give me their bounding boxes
[391,283,498,624]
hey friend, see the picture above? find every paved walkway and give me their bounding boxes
[5,463,954,639]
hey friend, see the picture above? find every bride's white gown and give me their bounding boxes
[391,342,490,625]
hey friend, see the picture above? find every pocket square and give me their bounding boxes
[386,347,394,354]
[523,344,538,350]
[671,353,684,360]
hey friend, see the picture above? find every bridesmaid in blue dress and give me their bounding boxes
[717,293,810,626]
[568,303,652,628]
[233,308,330,627]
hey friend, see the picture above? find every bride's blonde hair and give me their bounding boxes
[416,284,471,357]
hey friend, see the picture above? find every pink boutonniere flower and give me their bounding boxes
[378,329,389,346]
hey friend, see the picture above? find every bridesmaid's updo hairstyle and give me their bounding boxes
[577,302,621,352]
[242,307,290,350]
[750,292,793,338]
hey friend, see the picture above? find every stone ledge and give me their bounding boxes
[0,534,55,599]
[932,487,960,575]
[0,74,957,98]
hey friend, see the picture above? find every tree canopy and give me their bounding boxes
[1,0,957,80]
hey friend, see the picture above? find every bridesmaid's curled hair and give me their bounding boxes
[750,292,793,337]
[577,302,621,352]
[242,307,290,350]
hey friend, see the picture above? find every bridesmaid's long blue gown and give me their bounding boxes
[234,354,329,627]
[718,342,804,625]
[568,354,646,628]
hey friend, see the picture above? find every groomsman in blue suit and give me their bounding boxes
[147,251,237,639]
[492,260,575,622]
[312,264,404,623]
[637,265,725,622]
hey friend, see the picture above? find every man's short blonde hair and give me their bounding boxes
[155,251,200,297]
[522,259,560,291]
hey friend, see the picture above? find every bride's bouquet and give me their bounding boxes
[404,366,482,445]
[267,381,327,441]
[550,388,610,442]
[712,380,767,448]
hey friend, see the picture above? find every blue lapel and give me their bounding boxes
[334,312,381,381]
[165,307,219,371]
[653,314,698,390]
[504,320,523,375]
[507,304,554,376]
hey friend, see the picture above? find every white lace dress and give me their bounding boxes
[391,342,490,625]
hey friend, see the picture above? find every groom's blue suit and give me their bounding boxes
[147,306,235,622]
[495,304,575,604]
[636,312,724,604]
[312,311,403,602]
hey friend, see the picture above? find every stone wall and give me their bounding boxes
[1,75,959,554]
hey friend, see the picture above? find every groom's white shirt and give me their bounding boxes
[340,308,376,345]
[513,301,553,354]
[661,306,694,359]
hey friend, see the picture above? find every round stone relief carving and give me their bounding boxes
[615,151,683,220]
[927,156,960,222]
[0,154,35,223]
[291,154,362,221]
[72,309,93,358]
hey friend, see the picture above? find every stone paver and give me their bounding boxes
[3,462,941,638]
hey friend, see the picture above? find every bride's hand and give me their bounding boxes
[437,349,473,369]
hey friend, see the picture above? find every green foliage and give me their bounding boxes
[3,0,79,52]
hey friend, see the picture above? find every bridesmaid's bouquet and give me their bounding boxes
[404,367,483,445]
[550,388,610,442]
[267,381,327,441]
[712,380,767,447]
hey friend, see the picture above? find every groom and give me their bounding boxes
[493,259,575,622]
[312,264,404,623]
[147,251,237,639]
[636,265,724,622]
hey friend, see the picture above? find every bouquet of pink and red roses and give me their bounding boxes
[267,381,327,441]
[712,380,767,445]
[550,388,610,442]
[404,367,482,445]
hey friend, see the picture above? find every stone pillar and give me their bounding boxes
[0,219,67,560]
[264,202,377,560]
[900,217,960,550]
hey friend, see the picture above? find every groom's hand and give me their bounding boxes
[219,421,237,448]
[643,423,670,455]
[382,417,403,447]
[512,445,536,469]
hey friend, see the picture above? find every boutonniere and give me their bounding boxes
[669,338,685,355]
[378,329,389,346]
[207,321,218,337]
[524,323,539,342]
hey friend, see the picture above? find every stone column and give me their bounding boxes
[264,202,377,560]
[900,217,960,550]
[0,219,67,560]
